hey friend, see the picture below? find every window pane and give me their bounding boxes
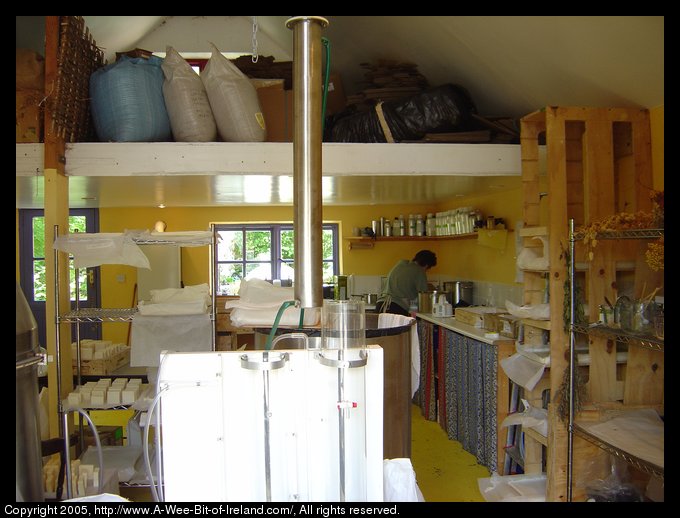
[245,262,273,281]
[217,231,243,261]
[245,230,271,260]
[218,263,243,296]
[32,216,45,258]
[322,262,334,284]
[69,260,88,301]
[322,229,334,260]
[69,216,87,234]
[33,260,46,301]
[280,229,295,260]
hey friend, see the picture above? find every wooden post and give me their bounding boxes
[43,15,73,438]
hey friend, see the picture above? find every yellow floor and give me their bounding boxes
[409,403,489,502]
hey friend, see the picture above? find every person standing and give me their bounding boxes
[376,250,437,316]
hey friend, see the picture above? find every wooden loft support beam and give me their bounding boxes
[43,15,73,440]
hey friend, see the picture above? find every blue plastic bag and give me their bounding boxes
[90,55,172,142]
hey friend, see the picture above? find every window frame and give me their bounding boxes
[214,222,339,296]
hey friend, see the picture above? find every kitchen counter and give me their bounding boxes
[415,312,513,345]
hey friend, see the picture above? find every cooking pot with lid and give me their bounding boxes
[443,281,473,306]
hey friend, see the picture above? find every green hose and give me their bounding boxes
[265,300,297,351]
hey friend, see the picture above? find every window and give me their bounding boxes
[25,213,90,302]
[215,223,339,295]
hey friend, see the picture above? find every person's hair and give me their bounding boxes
[413,250,437,268]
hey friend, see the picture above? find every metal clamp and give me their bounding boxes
[316,349,368,369]
[240,352,289,371]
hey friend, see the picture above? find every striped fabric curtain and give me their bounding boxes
[442,329,498,472]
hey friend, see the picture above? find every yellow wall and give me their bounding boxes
[96,192,521,342]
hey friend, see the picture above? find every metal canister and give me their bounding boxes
[372,220,381,237]
[384,222,392,237]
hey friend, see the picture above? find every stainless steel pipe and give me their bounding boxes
[286,16,328,309]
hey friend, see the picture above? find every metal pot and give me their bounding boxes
[418,290,451,312]
[364,293,379,305]
[444,281,473,306]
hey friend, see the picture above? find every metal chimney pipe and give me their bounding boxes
[286,16,328,309]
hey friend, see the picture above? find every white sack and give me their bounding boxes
[201,43,266,142]
[161,46,217,142]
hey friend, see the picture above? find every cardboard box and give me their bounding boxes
[257,85,293,142]
[16,89,42,143]
[498,314,521,339]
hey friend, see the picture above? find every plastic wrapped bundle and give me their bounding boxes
[90,55,171,142]
[326,84,477,143]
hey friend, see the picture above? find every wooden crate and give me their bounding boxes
[73,347,130,375]
[454,306,505,328]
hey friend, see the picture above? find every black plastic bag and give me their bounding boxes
[325,83,477,143]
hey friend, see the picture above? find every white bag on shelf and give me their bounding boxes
[161,46,217,142]
[201,43,266,142]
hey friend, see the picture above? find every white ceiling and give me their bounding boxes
[15,16,664,208]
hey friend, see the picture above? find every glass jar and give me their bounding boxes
[615,295,633,331]
[632,300,658,335]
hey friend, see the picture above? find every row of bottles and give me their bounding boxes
[372,209,485,238]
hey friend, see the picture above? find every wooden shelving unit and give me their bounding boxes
[521,106,661,501]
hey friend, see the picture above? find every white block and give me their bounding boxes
[107,389,122,405]
[67,392,81,406]
[127,378,142,386]
[96,378,112,387]
[90,390,106,406]
[121,386,140,404]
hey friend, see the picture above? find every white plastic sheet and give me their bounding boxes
[516,236,549,271]
[505,300,550,320]
[500,398,548,438]
[383,458,425,502]
[500,352,546,391]
[130,314,212,367]
[54,233,150,269]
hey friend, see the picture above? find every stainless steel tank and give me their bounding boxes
[16,283,44,502]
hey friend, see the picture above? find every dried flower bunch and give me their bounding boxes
[578,190,664,270]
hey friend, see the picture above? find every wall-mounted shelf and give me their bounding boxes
[346,233,477,250]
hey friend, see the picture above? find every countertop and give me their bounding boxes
[415,312,514,345]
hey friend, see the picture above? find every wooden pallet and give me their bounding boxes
[521,106,658,501]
